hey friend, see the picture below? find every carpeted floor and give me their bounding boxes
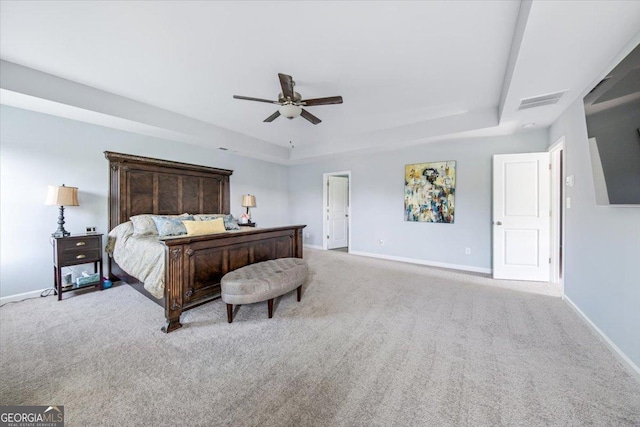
[1,249,639,426]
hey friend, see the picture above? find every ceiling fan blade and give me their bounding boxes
[263,110,281,122]
[300,109,322,125]
[278,73,295,100]
[233,95,279,104]
[301,96,344,106]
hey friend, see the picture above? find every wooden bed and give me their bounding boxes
[105,151,305,332]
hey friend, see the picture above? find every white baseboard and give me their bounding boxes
[0,288,49,305]
[564,295,640,380]
[304,244,324,250]
[348,250,492,274]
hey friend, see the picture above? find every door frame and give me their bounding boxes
[322,171,351,251]
[549,136,565,294]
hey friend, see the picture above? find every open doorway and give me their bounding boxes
[549,137,565,293]
[322,171,351,252]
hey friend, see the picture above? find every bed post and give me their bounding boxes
[162,246,185,333]
[294,227,304,258]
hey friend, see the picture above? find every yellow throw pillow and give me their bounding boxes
[182,218,226,235]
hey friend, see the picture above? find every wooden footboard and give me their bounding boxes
[161,225,305,332]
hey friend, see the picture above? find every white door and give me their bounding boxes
[493,153,550,281]
[327,176,349,249]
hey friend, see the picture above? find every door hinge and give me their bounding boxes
[549,258,551,264]
[549,164,552,170]
[327,235,330,239]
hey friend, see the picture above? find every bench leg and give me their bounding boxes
[268,298,274,318]
[226,304,233,323]
[297,285,302,302]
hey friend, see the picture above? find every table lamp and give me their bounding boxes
[45,184,79,237]
[241,194,256,223]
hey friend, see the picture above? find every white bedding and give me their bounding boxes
[106,222,166,298]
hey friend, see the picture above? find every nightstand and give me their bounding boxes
[238,222,256,228]
[52,234,104,300]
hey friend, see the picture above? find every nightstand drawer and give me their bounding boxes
[58,236,102,251]
[58,249,101,264]
[57,237,101,252]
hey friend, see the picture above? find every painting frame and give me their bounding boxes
[404,160,456,223]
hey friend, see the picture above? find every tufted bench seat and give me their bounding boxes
[220,258,308,323]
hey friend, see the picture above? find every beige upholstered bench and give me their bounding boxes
[220,258,308,323]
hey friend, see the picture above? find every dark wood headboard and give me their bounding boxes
[105,152,233,232]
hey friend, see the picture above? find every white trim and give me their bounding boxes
[564,295,640,380]
[0,288,49,305]
[547,135,565,153]
[322,171,352,251]
[349,250,491,274]
[304,244,323,250]
[548,136,565,295]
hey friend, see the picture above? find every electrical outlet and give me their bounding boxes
[305,232,310,238]
[465,247,471,255]
[379,239,385,246]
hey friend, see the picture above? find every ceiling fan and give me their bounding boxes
[233,73,343,125]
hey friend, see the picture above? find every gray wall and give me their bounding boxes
[0,106,291,298]
[288,131,549,271]
[550,99,640,368]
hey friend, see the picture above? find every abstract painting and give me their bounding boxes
[404,160,456,223]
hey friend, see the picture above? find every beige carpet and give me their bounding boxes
[1,249,639,426]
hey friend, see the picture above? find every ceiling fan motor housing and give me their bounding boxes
[279,91,302,103]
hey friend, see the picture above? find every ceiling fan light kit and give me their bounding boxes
[234,73,343,125]
[279,103,302,119]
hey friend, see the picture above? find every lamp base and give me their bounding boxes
[52,206,70,238]
[51,230,71,238]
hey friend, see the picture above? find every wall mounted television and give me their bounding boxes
[584,42,640,206]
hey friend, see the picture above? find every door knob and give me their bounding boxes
[495,221,502,225]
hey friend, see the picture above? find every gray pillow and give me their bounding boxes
[130,215,158,236]
[130,213,193,236]
[195,214,240,230]
[151,215,194,237]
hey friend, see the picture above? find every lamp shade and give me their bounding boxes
[241,194,256,208]
[279,103,302,119]
[45,185,79,207]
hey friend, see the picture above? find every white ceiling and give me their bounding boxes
[1,1,639,163]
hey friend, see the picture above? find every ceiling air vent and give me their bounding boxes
[518,90,567,110]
